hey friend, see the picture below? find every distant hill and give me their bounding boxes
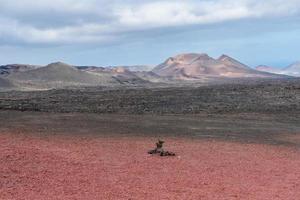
[0,64,41,76]
[255,65,281,74]
[8,62,121,89]
[108,65,154,72]
[153,53,284,80]
[133,71,171,83]
[77,65,170,83]
[282,62,300,77]
[256,62,300,77]
[110,67,150,84]
[77,66,149,84]
[76,66,106,71]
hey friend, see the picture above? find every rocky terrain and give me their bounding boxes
[1,122,299,200]
[0,78,299,114]
[1,54,299,200]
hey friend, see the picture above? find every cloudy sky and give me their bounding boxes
[0,0,299,68]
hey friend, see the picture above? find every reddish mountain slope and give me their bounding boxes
[153,53,284,80]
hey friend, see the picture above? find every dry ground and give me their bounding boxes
[0,111,299,199]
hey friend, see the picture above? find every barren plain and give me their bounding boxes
[0,79,300,199]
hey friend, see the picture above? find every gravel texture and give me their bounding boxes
[1,132,299,200]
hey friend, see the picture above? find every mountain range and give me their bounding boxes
[153,53,283,80]
[0,53,296,91]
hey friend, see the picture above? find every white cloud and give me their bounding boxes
[116,0,300,28]
[116,1,252,27]
[0,0,299,45]
[0,0,100,14]
[0,18,116,44]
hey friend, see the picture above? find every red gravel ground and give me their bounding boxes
[1,132,299,200]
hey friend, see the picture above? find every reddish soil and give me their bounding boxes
[0,132,299,200]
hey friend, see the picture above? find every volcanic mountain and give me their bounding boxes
[8,62,120,89]
[153,53,284,80]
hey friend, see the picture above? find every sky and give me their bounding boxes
[0,0,300,68]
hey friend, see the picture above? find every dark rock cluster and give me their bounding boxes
[148,140,176,157]
[0,79,299,115]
